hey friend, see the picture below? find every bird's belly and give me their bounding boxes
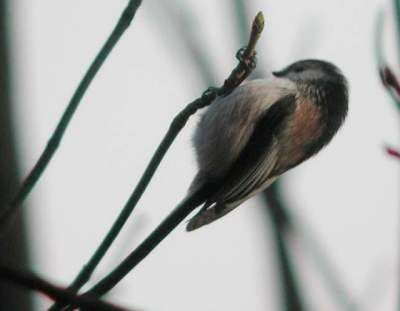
[274,99,324,174]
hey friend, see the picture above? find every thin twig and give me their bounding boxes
[51,12,263,311]
[0,0,143,227]
[56,13,265,308]
[50,3,218,305]
[0,265,130,311]
[232,0,266,79]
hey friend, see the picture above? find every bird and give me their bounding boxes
[185,59,348,231]
[59,60,348,292]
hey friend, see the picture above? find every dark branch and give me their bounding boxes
[0,0,33,309]
[54,13,265,309]
[0,0,143,228]
[0,265,130,311]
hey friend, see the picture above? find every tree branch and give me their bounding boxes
[0,0,143,227]
[0,265,130,311]
[55,12,265,309]
[0,0,33,309]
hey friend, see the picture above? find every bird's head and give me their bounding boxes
[273,59,348,109]
[273,59,347,87]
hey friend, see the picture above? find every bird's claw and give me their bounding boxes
[236,47,257,73]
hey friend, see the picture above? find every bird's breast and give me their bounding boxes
[274,96,325,174]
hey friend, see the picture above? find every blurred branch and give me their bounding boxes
[0,265,130,311]
[293,214,360,311]
[0,0,143,227]
[233,0,250,49]
[375,9,400,110]
[264,187,359,310]
[380,66,400,99]
[394,0,400,55]
[264,187,360,310]
[54,13,265,306]
[0,0,33,309]
[379,65,400,110]
[384,3,400,309]
[155,1,218,86]
[385,145,400,160]
[261,191,305,310]
[375,9,385,68]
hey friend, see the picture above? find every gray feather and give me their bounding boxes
[186,60,349,231]
[186,78,296,230]
[190,77,296,191]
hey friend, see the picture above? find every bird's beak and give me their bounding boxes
[272,70,284,77]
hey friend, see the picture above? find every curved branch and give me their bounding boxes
[55,12,265,309]
[0,0,143,227]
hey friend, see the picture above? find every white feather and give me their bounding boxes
[192,77,296,183]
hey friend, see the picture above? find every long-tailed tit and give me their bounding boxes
[186,59,348,231]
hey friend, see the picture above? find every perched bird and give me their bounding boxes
[186,59,348,231]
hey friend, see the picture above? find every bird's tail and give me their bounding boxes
[186,201,242,232]
[184,174,221,231]
[175,185,210,219]
[84,184,214,292]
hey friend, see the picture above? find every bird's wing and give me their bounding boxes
[192,79,296,183]
[187,95,296,231]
